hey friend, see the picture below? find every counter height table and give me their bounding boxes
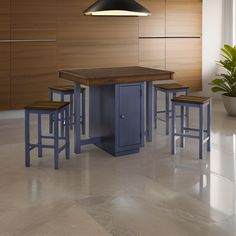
[59,66,174,156]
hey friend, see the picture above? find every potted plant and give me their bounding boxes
[210,44,236,116]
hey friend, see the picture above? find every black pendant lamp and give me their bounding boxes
[83,0,151,17]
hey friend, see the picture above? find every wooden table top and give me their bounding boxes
[59,66,174,86]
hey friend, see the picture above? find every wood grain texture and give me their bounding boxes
[177,79,202,92]
[0,0,10,110]
[172,95,211,104]
[11,42,57,109]
[59,66,174,86]
[0,43,10,110]
[154,83,189,90]
[48,85,74,92]
[166,38,202,92]
[139,38,166,69]
[166,0,202,37]
[11,0,56,39]
[25,101,69,110]
[0,0,203,110]
[139,0,165,37]
[0,0,10,39]
[57,0,139,86]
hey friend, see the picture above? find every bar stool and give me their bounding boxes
[171,95,212,160]
[154,83,190,135]
[48,85,86,135]
[25,101,70,169]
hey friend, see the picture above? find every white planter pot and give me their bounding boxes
[222,94,236,116]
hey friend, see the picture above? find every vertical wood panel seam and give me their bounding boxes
[165,0,167,70]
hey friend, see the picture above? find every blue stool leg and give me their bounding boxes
[54,111,59,169]
[207,101,211,152]
[82,88,86,135]
[185,89,190,129]
[74,84,81,154]
[171,102,176,155]
[69,94,73,130]
[49,90,53,134]
[165,92,170,135]
[146,81,153,142]
[65,106,70,160]
[154,88,157,129]
[25,109,30,167]
[60,94,65,137]
[199,105,204,159]
[180,105,185,148]
[38,113,43,158]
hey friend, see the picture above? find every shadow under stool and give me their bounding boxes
[48,85,86,135]
[154,83,190,135]
[25,101,70,169]
[171,95,212,160]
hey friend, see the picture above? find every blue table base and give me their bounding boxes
[73,82,152,156]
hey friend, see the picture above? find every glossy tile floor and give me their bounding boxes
[1,99,236,236]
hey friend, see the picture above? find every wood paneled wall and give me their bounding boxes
[139,0,166,37]
[0,43,10,110]
[57,0,138,86]
[11,0,57,40]
[166,38,202,91]
[0,0,202,110]
[11,42,57,109]
[0,0,11,109]
[166,0,202,37]
[139,0,202,91]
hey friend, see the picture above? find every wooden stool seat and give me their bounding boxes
[25,101,69,111]
[154,83,189,91]
[172,95,211,104]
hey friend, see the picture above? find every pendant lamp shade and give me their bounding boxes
[83,0,151,17]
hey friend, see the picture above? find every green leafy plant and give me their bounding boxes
[209,44,236,97]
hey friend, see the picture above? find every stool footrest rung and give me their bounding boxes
[41,135,66,140]
[42,144,55,149]
[157,115,184,123]
[183,127,207,133]
[157,117,167,122]
[156,110,172,114]
[156,110,188,115]
[29,143,67,152]
[174,133,200,139]
[29,144,55,150]
[174,134,210,141]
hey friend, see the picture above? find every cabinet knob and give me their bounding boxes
[120,114,125,119]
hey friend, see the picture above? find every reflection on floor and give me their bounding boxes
[0,99,236,236]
